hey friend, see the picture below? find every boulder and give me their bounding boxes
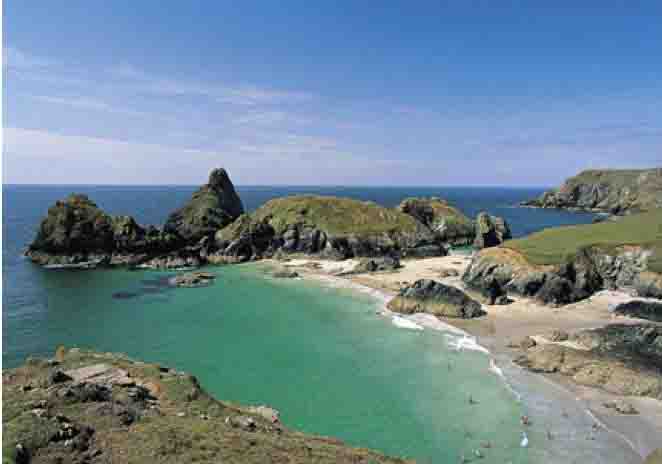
[387,279,485,318]
[164,168,244,242]
[271,268,299,278]
[603,400,638,415]
[473,212,512,249]
[352,256,401,273]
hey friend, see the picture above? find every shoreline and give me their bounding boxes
[265,255,661,462]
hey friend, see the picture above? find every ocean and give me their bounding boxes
[5,185,632,463]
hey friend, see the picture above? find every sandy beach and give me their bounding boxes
[267,254,662,462]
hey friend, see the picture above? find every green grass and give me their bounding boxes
[251,195,420,236]
[505,210,662,272]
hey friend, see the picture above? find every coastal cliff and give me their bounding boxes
[2,348,408,464]
[463,210,662,305]
[522,168,662,214]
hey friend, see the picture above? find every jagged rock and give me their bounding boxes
[473,212,512,249]
[519,337,537,350]
[352,256,401,273]
[247,405,281,423]
[521,168,662,214]
[462,245,659,306]
[226,415,256,431]
[164,168,244,242]
[169,271,216,288]
[387,279,485,318]
[397,197,475,246]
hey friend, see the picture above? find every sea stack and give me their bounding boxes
[164,168,244,242]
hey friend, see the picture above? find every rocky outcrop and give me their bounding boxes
[387,279,485,318]
[397,197,475,247]
[164,168,244,242]
[26,194,180,267]
[463,245,662,306]
[473,212,512,249]
[522,168,662,214]
[516,324,662,399]
[3,348,408,464]
[212,196,446,262]
[352,256,401,273]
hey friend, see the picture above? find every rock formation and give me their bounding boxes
[397,197,475,246]
[387,279,485,318]
[613,300,662,322]
[26,194,179,267]
[516,324,662,399]
[164,168,244,242]
[522,168,662,214]
[473,212,512,249]
[211,195,445,262]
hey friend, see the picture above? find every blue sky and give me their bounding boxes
[3,2,662,185]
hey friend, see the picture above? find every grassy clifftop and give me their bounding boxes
[251,195,421,236]
[504,210,662,272]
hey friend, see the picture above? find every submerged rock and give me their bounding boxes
[387,279,485,318]
[164,168,244,242]
[169,271,216,288]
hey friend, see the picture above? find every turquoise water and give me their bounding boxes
[3,185,601,462]
[5,263,528,462]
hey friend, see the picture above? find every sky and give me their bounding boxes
[3,1,662,186]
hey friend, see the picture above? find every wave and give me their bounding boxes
[391,315,424,330]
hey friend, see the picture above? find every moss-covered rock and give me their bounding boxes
[164,168,244,242]
[212,195,445,261]
[473,212,512,249]
[2,349,410,464]
[397,197,475,246]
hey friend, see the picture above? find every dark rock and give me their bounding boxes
[59,382,111,403]
[352,256,401,273]
[473,212,512,249]
[164,168,244,242]
[49,369,72,385]
[14,444,30,464]
[438,268,460,278]
[387,279,485,318]
[613,300,662,322]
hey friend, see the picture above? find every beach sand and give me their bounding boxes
[269,254,662,462]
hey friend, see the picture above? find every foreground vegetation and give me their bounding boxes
[505,210,662,272]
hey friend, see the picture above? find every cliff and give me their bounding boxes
[522,168,662,214]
